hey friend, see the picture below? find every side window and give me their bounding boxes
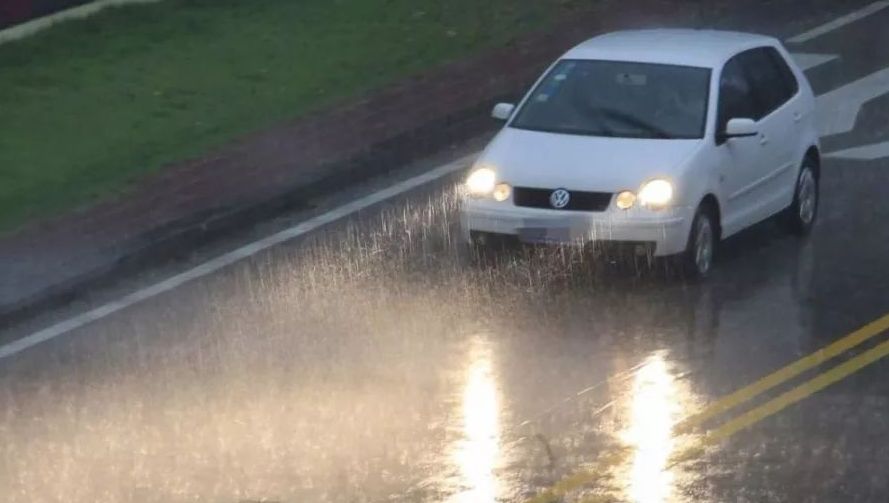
[717,56,757,133]
[766,47,800,101]
[738,47,795,118]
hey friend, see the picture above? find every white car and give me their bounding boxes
[460,29,820,277]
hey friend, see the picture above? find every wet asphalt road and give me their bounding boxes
[3,3,889,502]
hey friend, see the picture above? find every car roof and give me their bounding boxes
[562,29,779,68]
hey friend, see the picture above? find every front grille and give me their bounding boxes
[513,187,613,212]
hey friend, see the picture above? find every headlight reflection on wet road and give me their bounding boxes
[623,353,680,503]
[450,336,503,503]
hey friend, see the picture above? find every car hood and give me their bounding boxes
[478,127,704,192]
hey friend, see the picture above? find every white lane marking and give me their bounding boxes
[790,53,838,72]
[786,1,889,44]
[0,0,163,45]
[0,154,477,360]
[816,66,889,136]
[826,140,889,160]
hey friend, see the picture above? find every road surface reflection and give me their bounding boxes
[623,353,680,503]
[450,336,503,502]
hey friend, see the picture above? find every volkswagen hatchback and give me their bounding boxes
[460,29,820,277]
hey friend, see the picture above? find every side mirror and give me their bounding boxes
[721,118,758,141]
[491,103,515,121]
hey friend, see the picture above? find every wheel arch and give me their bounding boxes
[698,193,722,240]
[804,145,821,179]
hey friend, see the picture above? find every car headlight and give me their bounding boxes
[615,190,636,210]
[492,183,511,202]
[466,167,496,196]
[638,179,673,208]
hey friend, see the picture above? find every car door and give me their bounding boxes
[765,46,805,209]
[737,47,799,219]
[714,54,765,236]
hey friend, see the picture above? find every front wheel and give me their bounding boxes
[457,232,507,267]
[680,206,718,279]
[781,163,819,235]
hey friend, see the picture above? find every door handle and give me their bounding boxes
[759,134,769,145]
[793,112,802,123]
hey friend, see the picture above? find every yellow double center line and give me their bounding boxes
[526,311,889,503]
[676,312,889,432]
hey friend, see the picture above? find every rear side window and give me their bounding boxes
[766,47,800,101]
[717,57,758,132]
[738,47,797,119]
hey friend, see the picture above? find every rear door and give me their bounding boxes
[737,46,800,219]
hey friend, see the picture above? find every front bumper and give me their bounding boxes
[460,199,694,257]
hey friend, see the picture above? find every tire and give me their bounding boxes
[457,232,503,267]
[457,241,486,267]
[456,242,473,267]
[781,162,819,235]
[681,205,718,279]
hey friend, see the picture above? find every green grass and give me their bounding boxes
[0,0,573,233]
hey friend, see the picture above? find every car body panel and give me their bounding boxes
[716,42,820,237]
[477,129,703,196]
[461,198,696,256]
[563,29,777,69]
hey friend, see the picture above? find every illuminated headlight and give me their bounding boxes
[615,190,636,210]
[492,183,511,202]
[465,167,496,196]
[638,179,673,208]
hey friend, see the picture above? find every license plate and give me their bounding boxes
[518,227,572,244]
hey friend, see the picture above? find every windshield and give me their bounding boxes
[510,59,711,139]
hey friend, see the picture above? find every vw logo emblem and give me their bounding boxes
[549,189,571,209]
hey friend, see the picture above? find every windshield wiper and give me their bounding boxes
[598,108,673,139]
[510,123,622,138]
